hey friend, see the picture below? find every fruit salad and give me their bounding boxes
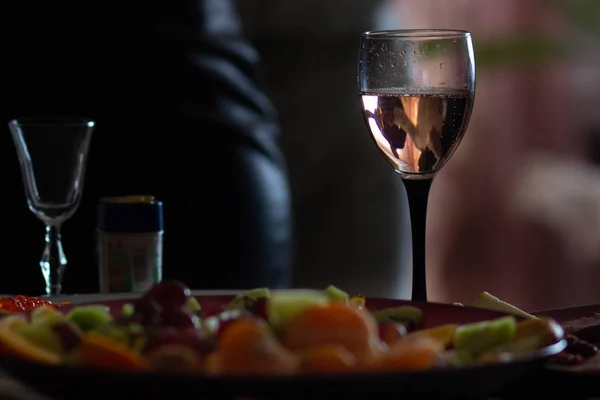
[0,281,564,375]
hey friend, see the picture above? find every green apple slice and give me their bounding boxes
[453,316,517,357]
[268,289,330,329]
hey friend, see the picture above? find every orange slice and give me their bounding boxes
[79,332,147,371]
[406,324,458,347]
[0,324,60,364]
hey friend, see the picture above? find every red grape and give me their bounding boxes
[144,280,191,308]
[158,307,200,329]
[143,328,180,354]
[52,322,82,351]
[248,297,268,320]
[378,321,408,347]
[133,296,162,326]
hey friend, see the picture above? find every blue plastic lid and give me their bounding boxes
[97,196,163,233]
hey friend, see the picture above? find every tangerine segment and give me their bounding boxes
[281,303,380,363]
[218,319,298,375]
[0,324,60,364]
[370,336,443,371]
[298,344,357,373]
[78,332,147,371]
[405,324,458,347]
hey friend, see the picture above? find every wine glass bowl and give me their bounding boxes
[9,117,95,296]
[358,30,475,301]
[359,29,475,179]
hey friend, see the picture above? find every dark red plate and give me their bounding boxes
[0,295,566,400]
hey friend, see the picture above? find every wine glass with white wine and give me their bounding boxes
[358,30,475,301]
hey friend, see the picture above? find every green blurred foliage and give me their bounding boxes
[475,0,600,69]
[475,35,562,69]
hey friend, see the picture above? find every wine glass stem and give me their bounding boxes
[40,224,67,296]
[401,177,433,302]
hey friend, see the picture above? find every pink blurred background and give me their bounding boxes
[241,0,600,311]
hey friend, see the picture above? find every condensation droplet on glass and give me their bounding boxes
[463,83,469,88]
[390,63,395,68]
[452,38,458,43]
[436,44,440,48]
[400,50,406,57]
[439,63,444,69]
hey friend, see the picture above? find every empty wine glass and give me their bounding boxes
[358,30,475,301]
[9,117,95,295]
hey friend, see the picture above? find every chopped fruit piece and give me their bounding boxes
[281,302,380,363]
[406,324,458,348]
[52,322,82,352]
[369,336,443,371]
[471,292,535,319]
[67,306,112,331]
[515,318,563,346]
[324,285,349,302]
[497,318,564,354]
[121,304,135,317]
[144,280,191,309]
[18,324,63,354]
[349,296,366,310]
[374,306,423,330]
[0,324,60,364]
[30,306,63,321]
[0,315,27,330]
[247,297,269,320]
[219,319,297,375]
[132,296,162,326]
[227,288,271,312]
[186,297,202,313]
[299,344,357,373]
[157,308,200,329]
[453,316,517,357]
[378,321,408,347]
[79,332,147,371]
[268,290,330,329]
[212,310,260,340]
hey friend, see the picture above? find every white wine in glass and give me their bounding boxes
[358,30,476,301]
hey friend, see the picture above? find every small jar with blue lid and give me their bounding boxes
[97,196,163,293]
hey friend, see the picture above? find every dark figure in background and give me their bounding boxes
[2,1,293,294]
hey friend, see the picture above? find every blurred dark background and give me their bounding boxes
[3,0,600,311]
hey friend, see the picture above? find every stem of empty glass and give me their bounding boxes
[401,177,433,302]
[40,224,67,295]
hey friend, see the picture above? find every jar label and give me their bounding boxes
[98,231,163,293]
